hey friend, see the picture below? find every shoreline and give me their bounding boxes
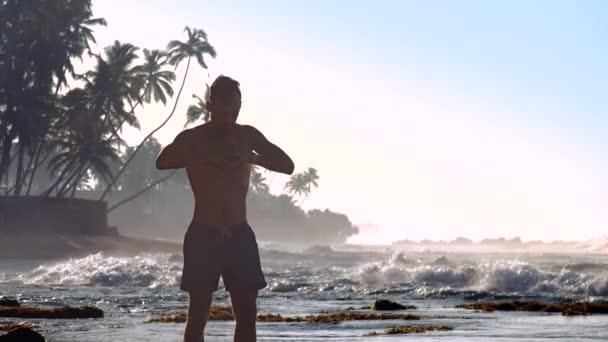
[0,232,181,260]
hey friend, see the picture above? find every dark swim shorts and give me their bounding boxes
[180,221,267,292]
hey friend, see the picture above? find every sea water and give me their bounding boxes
[1,245,607,341]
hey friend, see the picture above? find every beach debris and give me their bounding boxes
[0,327,45,342]
[457,300,608,316]
[146,306,234,323]
[365,325,452,336]
[0,306,103,319]
[0,322,37,331]
[371,299,417,311]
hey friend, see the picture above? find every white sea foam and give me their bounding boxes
[353,252,608,297]
[19,252,182,288]
[12,251,608,298]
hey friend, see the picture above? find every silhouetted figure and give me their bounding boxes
[156,75,294,342]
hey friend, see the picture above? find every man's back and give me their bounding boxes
[185,123,252,228]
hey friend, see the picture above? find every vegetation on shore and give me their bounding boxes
[365,325,452,336]
[146,306,421,323]
[457,300,608,316]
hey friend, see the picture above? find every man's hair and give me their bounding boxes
[209,75,241,104]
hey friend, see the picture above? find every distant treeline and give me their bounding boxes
[103,138,358,244]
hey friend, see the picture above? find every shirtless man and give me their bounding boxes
[156,75,294,342]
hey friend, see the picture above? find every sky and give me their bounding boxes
[90,0,607,243]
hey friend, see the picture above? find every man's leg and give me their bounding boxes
[184,291,213,342]
[229,290,258,342]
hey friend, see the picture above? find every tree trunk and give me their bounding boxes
[26,144,46,195]
[13,142,25,195]
[0,128,16,184]
[107,169,178,213]
[57,164,85,198]
[99,57,192,201]
[70,167,87,198]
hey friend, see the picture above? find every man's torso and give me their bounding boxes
[184,123,252,229]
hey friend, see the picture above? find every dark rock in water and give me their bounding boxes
[0,305,103,319]
[0,327,45,342]
[431,256,450,265]
[0,299,20,308]
[371,299,416,311]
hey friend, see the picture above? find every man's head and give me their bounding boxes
[207,75,241,123]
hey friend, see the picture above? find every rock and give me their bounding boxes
[0,327,45,342]
[371,299,416,311]
[0,299,20,308]
[0,305,103,319]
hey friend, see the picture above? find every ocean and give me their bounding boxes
[1,244,607,341]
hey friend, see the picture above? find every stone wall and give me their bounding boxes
[0,196,112,235]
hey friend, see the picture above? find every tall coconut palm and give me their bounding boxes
[82,41,141,137]
[134,49,176,106]
[100,26,216,202]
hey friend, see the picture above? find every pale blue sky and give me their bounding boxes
[91,0,607,243]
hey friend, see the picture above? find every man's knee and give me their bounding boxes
[230,290,258,323]
[187,291,214,322]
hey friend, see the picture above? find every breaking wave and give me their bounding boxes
[11,251,608,299]
[19,252,182,288]
[353,254,608,297]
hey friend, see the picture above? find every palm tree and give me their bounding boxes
[184,88,210,128]
[0,0,105,191]
[284,173,309,205]
[82,41,141,137]
[100,26,216,202]
[133,49,176,107]
[44,130,123,198]
[250,166,270,194]
[304,167,319,191]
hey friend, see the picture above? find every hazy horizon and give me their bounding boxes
[86,0,607,244]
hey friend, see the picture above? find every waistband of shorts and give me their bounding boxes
[188,220,250,231]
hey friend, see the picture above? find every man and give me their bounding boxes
[156,75,294,342]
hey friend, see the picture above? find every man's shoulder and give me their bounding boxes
[237,124,261,136]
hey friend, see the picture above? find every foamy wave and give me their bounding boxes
[354,253,608,297]
[20,253,182,288]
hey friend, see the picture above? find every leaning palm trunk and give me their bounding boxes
[107,169,178,213]
[57,164,85,198]
[26,145,48,195]
[42,159,77,197]
[12,143,26,195]
[99,57,191,202]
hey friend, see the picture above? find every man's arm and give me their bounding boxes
[156,130,194,170]
[247,126,294,174]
